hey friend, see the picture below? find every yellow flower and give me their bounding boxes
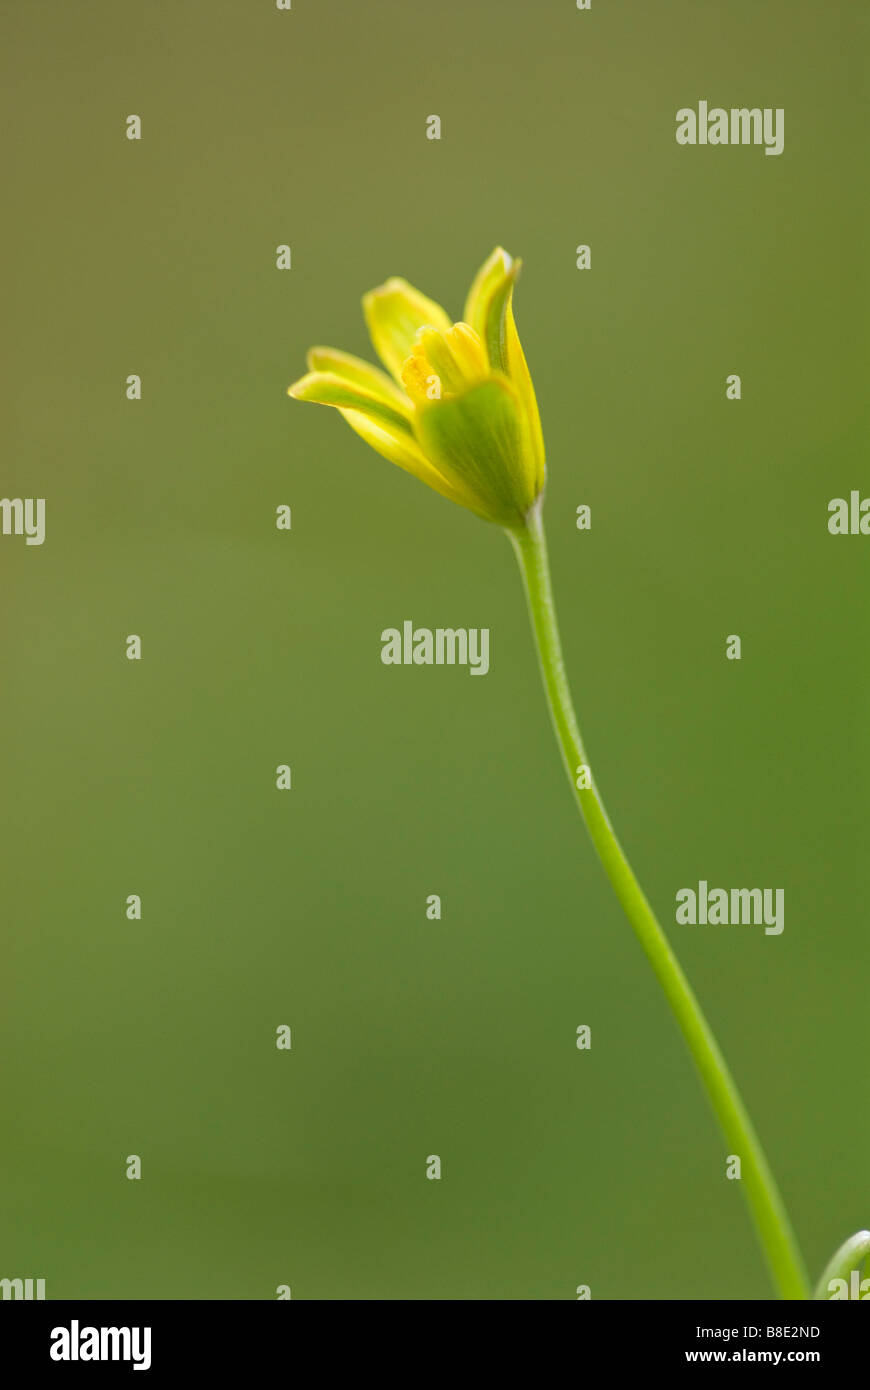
[288,248,546,527]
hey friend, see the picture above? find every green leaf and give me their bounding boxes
[414,377,538,526]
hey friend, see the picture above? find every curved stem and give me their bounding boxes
[507,499,810,1300]
[813,1231,870,1300]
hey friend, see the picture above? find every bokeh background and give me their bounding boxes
[1,0,866,1300]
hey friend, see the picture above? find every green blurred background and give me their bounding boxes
[1,0,866,1300]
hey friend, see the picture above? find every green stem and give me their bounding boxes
[507,498,810,1300]
[813,1231,870,1300]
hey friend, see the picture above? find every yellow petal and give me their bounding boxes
[340,409,481,513]
[306,346,409,409]
[463,247,514,341]
[287,371,414,436]
[362,277,452,382]
[290,368,482,512]
[463,249,546,493]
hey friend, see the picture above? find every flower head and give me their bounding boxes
[288,248,545,527]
